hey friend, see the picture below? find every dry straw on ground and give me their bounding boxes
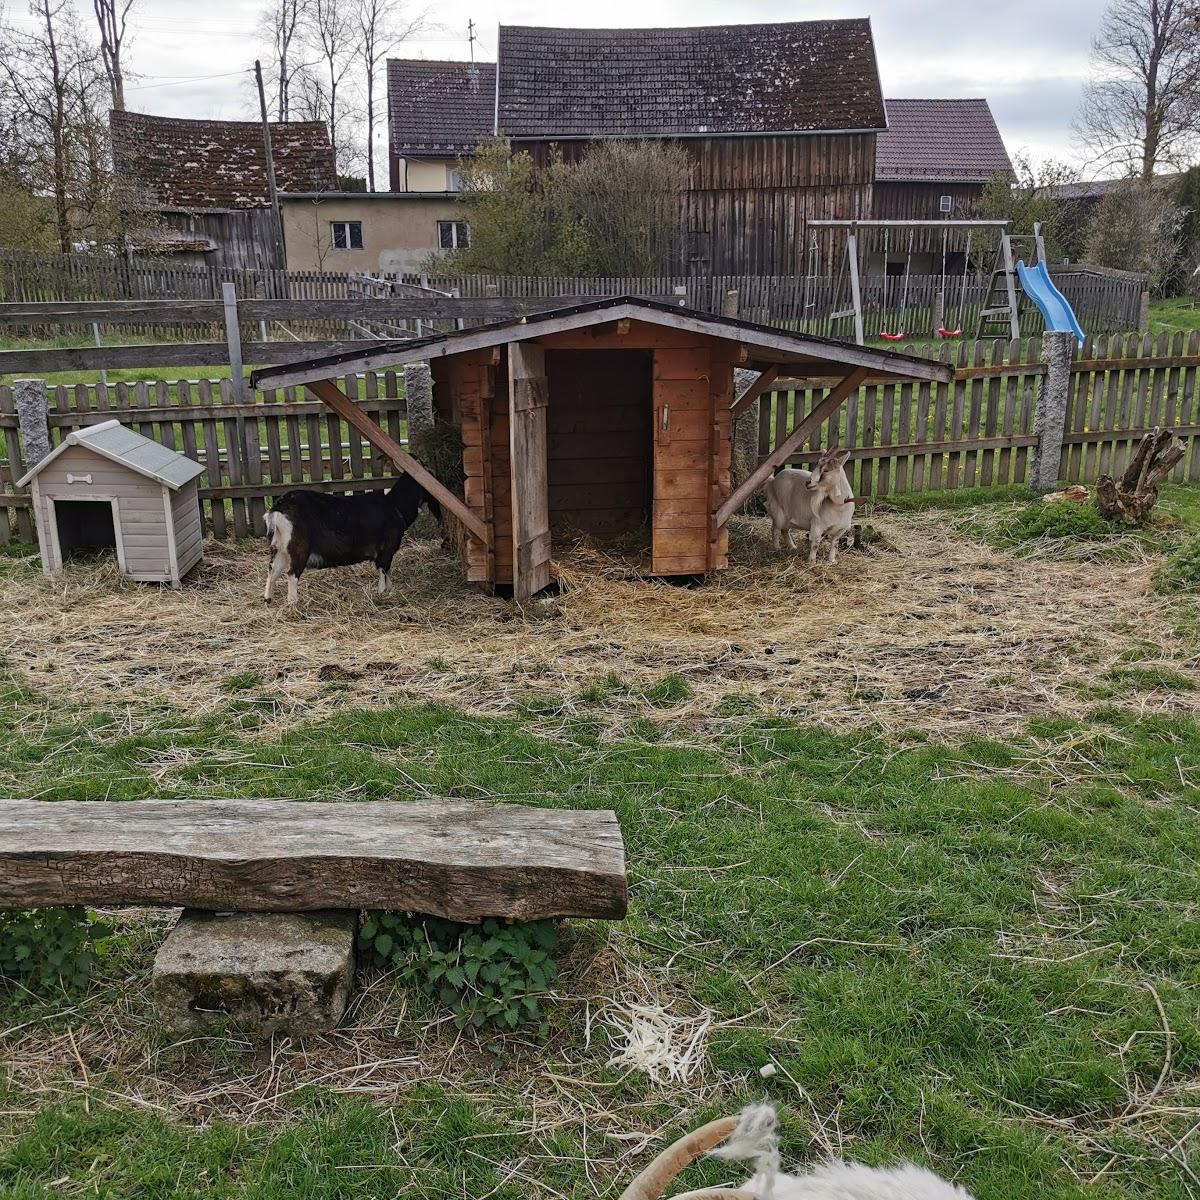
[2,509,1197,741]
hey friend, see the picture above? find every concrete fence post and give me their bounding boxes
[14,378,51,471]
[222,281,245,404]
[1138,290,1150,334]
[1029,330,1074,492]
[403,362,434,437]
[721,289,739,319]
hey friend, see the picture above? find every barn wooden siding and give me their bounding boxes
[157,209,282,272]
[521,134,876,274]
[872,182,988,222]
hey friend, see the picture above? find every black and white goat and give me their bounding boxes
[264,474,440,605]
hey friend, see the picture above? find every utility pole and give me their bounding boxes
[254,59,287,281]
[468,19,476,63]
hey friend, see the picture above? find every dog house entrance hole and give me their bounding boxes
[55,499,117,560]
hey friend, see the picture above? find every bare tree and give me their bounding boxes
[305,0,360,173]
[355,0,426,191]
[92,0,134,111]
[2,0,91,250]
[258,0,308,120]
[1075,0,1200,179]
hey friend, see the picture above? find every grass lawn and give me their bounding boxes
[1148,298,1200,339]
[2,496,1200,1199]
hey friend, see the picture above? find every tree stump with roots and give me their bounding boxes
[1095,427,1185,524]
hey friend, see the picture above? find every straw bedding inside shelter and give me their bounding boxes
[3,508,1196,741]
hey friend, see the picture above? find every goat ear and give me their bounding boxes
[836,449,851,466]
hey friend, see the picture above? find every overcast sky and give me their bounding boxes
[11,0,1106,175]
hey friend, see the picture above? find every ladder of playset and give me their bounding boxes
[975,227,1046,341]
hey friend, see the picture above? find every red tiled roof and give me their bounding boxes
[497,21,886,139]
[875,99,1012,183]
[110,110,336,210]
[387,60,496,157]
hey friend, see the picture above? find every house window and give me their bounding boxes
[330,221,363,250]
[447,168,463,192]
[438,220,470,250]
[939,194,953,214]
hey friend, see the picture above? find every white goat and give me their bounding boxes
[617,1104,973,1200]
[764,448,855,565]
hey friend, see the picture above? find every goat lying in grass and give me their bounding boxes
[264,474,440,605]
[618,1103,973,1200]
[764,447,855,565]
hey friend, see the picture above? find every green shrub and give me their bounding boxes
[996,501,1113,545]
[1154,535,1200,593]
[0,907,111,993]
[359,914,558,1033]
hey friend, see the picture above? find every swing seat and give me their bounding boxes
[937,327,962,338]
[879,331,905,341]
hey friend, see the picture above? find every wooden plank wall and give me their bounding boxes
[0,372,406,545]
[756,331,1200,498]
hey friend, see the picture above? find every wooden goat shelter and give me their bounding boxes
[252,298,952,599]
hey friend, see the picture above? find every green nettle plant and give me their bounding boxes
[0,907,111,993]
[359,913,559,1033]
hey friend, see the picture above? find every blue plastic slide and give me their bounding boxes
[1016,259,1085,347]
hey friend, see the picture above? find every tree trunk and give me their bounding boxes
[1095,426,1185,523]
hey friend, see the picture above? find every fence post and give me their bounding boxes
[1029,331,1073,492]
[1138,290,1150,334]
[14,378,51,469]
[404,363,434,440]
[222,281,245,404]
[721,289,739,319]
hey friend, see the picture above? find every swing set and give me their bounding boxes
[809,219,1014,346]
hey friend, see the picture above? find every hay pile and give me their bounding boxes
[2,509,1196,739]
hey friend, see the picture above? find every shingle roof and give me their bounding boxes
[496,21,885,139]
[875,99,1012,183]
[17,420,207,490]
[110,111,336,210]
[387,60,496,157]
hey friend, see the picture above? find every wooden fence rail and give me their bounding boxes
[4,331,1198,549]
[757,330,1200,499]
[0,247,1146,339]
[0,370,407,544]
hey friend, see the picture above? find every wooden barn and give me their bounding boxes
[251,298,952,599]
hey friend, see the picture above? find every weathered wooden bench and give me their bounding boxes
[1,799,627,1036]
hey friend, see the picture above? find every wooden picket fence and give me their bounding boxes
[759,331,1200,497]
[0,248,1146,339]
[0,371,407,544]
[3,331,1199,547]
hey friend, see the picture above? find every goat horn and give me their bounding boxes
[617,1116,740,1200]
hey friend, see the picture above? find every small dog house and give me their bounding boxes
[17,419,206,588]
[251,297,953,599]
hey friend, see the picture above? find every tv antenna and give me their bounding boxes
[468,19,476,62]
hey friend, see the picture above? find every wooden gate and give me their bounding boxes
[508,342,552,601]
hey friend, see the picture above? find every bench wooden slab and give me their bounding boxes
[0,800,628,922]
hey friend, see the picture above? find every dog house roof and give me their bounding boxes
[249,296,955,391]
[16,420,207,489]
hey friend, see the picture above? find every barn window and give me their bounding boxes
[939,194,953,214]
[438,220,470,249]
[330,221,363,250]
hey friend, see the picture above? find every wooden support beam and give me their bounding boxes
[730,365,780,418]
[305,377,488,545]
[715,367,870,528]
[0,799,629,922]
